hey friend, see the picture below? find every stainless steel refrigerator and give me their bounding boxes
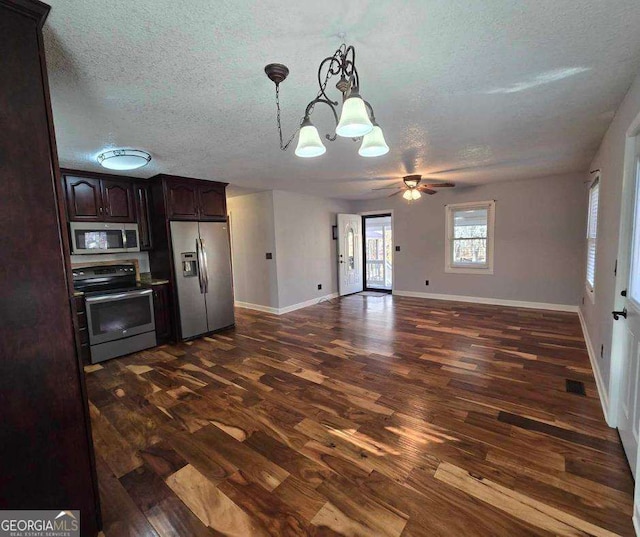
[170,221,235,339]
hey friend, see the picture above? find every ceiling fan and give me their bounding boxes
[373,175,455,200]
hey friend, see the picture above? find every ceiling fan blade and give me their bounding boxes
[423,182,455,188]
[418,187,437,195]
[388,189,404,198]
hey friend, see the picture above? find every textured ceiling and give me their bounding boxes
[44,0,640,200]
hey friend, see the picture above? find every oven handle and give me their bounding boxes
[85,288,153,304]
[196,238,205,294]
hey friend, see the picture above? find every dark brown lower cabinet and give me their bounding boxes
[0,1,100,535]
[153,282,173,343]
[74,295,91,364]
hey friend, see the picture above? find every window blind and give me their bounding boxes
[586,180,599,289]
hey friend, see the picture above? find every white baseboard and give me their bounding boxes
[278,293,339,314]
[234,301,280,314]
[392,290,579,313]
[578,308,612,426]
[235,292,339,316]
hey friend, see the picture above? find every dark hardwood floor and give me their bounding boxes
[86,294,635,536]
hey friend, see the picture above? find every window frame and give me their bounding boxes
[445,200,495,275]
[585,175,600,301]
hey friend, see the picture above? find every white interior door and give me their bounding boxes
[337,213,363,296]
[617,135,640,477]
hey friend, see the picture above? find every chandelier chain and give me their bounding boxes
[275,56,336,151]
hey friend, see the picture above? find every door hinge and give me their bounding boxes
[614,259,617,276]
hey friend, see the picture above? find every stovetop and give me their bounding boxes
[72,263,148,295]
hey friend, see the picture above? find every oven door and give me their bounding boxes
[85,288,155,345]
[70,222,127,255]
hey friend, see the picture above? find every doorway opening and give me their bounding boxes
[363,214,393,292]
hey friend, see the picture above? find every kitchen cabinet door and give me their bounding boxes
[102,179,135,222]
[134,183,153,250]
[198,183,226,219]
[166,181,199,219]
[65,176,103,221]
[153,283,172,343]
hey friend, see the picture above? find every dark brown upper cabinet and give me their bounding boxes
[134,183,153,250]
[166,180,199,219]
[101,179,135,221]
[198,183,226,220]
[162,175,227,220]
[65,176,102,220]
[63,171,135,222]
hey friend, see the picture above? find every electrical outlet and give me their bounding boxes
[395,246,400,252]
[600,344,604,358]
[265,252,272,260]
[317,284,322,290]
[425,280,429,286]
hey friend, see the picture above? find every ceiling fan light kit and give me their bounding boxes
[265,44,388,159]
[402,189,421,201]
[373,175,456,202]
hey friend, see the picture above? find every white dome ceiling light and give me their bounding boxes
[264,43,388,159]
[97,149,151,171]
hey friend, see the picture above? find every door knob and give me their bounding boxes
[612,308,628,320]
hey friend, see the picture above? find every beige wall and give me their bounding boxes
[227,191,279,309]
[352,173,587,307]
[228,190,351,311]
[580,71,640,399]
[273,190,351,309]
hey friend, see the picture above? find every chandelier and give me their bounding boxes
[264,44,389,158]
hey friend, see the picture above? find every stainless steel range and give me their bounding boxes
[73,264,156,363]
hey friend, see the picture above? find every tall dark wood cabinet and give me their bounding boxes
[0,1,100,535]
[134,182,153,250]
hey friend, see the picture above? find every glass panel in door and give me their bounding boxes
[364,215,392,290]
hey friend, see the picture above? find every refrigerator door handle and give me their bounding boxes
[201,238,210,294]
[196,238,205,294]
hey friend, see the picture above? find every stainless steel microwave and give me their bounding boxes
[70,222,140,255]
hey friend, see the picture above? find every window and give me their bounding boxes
[445,201,495,274]
[586,177,600,296]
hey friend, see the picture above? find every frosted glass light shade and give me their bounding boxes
[295,124,326,158]
[358,125,389,157]
[403,189,421,200]
[97,149,151,170]
[336,94,373,138]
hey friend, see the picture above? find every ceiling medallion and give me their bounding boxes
[97,149,152,171]
[264,44,389,158]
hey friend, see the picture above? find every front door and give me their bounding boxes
[617,135,640,476]
[337,213,363,296]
